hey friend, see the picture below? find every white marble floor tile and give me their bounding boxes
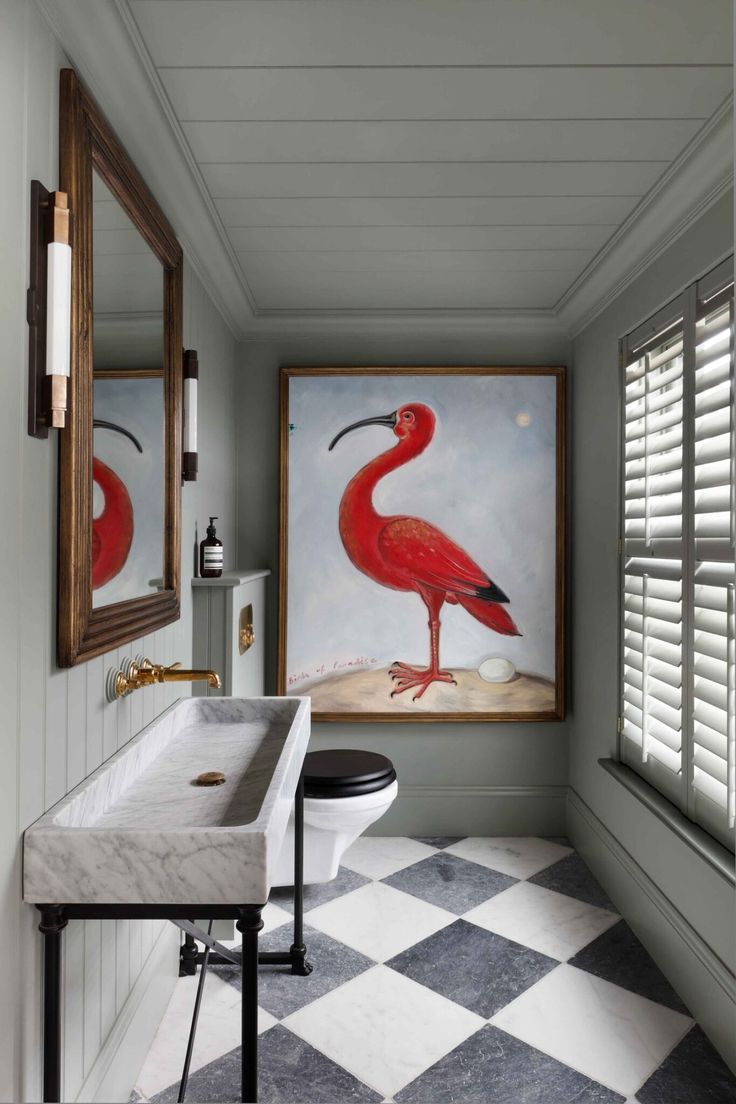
[341,836,437,880]
[218,901,291,944]
[491,963,693,1097]
[445,836,572,879]
[283,965,484,1099]
[260,900,293,935]
[464,881,619,960]
[135,972,276,1100]
[305,880,454,962]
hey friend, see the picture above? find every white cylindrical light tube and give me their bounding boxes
[46,192,71,428]
[184,377,198,453]
[46,241,72,378]
[182,349,199,481]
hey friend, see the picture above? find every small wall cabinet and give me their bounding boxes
[192,570,270,696]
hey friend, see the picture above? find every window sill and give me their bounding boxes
[598,758,735,886]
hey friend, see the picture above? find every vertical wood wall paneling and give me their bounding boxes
[1,7,240,1097]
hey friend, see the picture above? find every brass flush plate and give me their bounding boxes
[239,604,255,654]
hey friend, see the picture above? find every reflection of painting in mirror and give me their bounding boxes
[92,171,165,607]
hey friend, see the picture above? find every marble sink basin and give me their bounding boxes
[23,696,310,905]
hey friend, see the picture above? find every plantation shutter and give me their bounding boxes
[692,561,735,840]
[622,309,685,807]
[690,274,735,846]
[620,258,735,851]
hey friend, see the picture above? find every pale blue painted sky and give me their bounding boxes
[286,373,558,688]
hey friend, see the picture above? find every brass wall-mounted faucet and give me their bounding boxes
[109,657,222,700]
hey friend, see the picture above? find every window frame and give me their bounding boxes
[618,256,735,853]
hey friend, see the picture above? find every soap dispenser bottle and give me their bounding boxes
[200,516,223,578]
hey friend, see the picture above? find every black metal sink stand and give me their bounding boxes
[35,774,311,1104]
[37,901,265,1104]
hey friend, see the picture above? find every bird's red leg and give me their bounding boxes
[389,591,457,701]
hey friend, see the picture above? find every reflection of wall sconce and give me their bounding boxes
[27,181,72,438]
[182,348,198,481]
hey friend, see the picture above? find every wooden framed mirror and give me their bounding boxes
[58,69,182,666]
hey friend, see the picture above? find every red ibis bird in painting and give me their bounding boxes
[329,403,520,701]
[91,419,141,590]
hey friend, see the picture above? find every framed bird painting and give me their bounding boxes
[278,367,565,722]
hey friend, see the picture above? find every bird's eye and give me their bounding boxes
[402,411,414,422]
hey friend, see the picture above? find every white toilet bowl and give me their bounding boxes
[272,751,398,887]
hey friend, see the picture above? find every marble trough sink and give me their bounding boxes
[23,696,310,906]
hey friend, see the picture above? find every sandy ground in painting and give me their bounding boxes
[300,667,556,714]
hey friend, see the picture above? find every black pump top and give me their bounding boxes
[206,516,219,538]
[303,749,396,799]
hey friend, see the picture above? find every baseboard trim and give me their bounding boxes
[567,788,736,1072]
[75,923,179,1104]
[373,784,567,836]
[568,788,734,1003]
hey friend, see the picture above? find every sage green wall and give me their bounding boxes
[236,331,571,836]
[568,190,735,1069]
[0,6,239,1099]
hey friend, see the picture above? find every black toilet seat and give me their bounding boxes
[302,749,397,799]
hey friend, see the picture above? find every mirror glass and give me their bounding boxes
[91,171,165,608]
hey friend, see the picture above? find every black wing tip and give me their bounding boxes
[477,583,510,604]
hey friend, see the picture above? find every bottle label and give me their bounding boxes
[204,548,223,565]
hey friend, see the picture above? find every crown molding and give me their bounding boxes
[557,96,734,338]
[35,0,251,339]
[239,307,567,344]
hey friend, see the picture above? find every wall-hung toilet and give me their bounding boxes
[272,749,398,887]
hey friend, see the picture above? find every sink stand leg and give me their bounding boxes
[38,906,67,1104]
[180,930,199,976]
[237,905,263,1103]
[290,773,313,977]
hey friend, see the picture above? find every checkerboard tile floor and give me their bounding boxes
[131,837,736,1103]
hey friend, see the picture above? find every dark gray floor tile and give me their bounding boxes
[382,851,517,914]
[151,1026,382,1104]
[636,1026,736,1103]
[214,925,374,1018]
[569,920,689,1014]
[528,853,615,910]
[386,919,558,1018]
[395,1025,625,1104]
[412,836,463,849]
[269,866,370,915]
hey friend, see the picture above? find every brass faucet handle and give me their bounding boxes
[106,657,221,700]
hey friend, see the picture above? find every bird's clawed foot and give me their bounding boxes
[389,662,457,701]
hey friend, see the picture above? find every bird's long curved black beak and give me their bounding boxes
[93,419,143,453]
[329,412,397,451]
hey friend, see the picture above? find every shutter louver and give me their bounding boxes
[691,562,735,834]
[623,563,683,775]
[694,299,734,562]
[624,333,684,558]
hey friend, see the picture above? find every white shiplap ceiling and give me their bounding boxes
[123,0,732,321]
[41,0,732,335]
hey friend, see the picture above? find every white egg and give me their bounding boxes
[478,657,516,683]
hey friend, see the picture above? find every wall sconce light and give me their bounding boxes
[182,348,198,481]
[27,180,72,438]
